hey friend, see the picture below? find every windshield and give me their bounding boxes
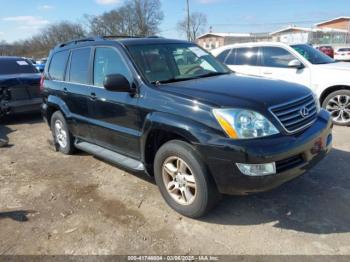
[291,44,335,65]
[127,43,230,84]
[0,59,38,75]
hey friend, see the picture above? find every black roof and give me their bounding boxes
[53,36,191,51]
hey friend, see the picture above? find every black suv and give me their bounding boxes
[42,37,333,218]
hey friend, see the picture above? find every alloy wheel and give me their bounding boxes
[326,95,350,124]
[162,156,197,206]
[54,120,67,148]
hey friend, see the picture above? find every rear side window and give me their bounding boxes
[48,51,69,80]
[261,47,296,68]
[0,59,38,75]
[225,48,259,66]
[69,48,91,84]
[93,47,132,87]
[216,49,230,63]
[235,48,259,66]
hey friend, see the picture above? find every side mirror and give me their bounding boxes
[103,74,132,92]
[288,59,304,70]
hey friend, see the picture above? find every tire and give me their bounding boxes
[154,140,221,218]
[50,111,75,154]
[322,90,350,126]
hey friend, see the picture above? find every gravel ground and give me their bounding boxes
[0,114,349,255]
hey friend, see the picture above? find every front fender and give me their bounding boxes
[140,111,221,163]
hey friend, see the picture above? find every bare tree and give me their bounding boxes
[178,12,207,42]
[85,0,164,37]
[1,21,86,58]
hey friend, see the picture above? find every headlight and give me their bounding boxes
[213,109,279,139]
[312,92,321,113]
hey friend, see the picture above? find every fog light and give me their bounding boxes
[236,163,276,176]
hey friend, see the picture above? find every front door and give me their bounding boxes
[259,46,311,87]
[88,46,141,159]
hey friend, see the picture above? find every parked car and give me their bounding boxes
[334,47,350,61]
[316,46,334,58]
[212,42,350,126]
[42,37,332,218]
[35,58,47,73]
[0,56,42,118]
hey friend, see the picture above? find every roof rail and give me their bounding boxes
[102,35,143,40]
[55,37,101,49]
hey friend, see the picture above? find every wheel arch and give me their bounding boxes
[320,85,350,105]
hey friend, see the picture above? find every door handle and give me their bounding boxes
[90,92,97,100]
[263,72,273,75]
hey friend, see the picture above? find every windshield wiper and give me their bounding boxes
[196,71,231,78]
[151,76,200,85]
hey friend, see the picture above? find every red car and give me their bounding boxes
[316,46,334,58]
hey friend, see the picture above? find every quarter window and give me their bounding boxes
[69,48,91,84]
[93,47,132,87]
[216,49,230,63]
[261,47,296,68]
[48,51,69,81]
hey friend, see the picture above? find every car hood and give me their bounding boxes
[159,74,311,108]
[315,62,350,71]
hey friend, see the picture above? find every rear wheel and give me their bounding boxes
[154,140,221,218]
[322,90,350,126]
[50,111,75,154]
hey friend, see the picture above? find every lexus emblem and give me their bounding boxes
[300,107,310,118]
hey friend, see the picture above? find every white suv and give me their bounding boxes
[212,42,350,126]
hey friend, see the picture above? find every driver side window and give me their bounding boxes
[93,47,132,87]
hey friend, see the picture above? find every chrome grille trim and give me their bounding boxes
[269,94,318,134]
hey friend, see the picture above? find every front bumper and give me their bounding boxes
[196,110,333,195]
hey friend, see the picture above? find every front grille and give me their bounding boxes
[276,154,305,173]
[270,94,317,133]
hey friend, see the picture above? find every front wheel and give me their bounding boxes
[322,90,350,126]
[154,140,221,218]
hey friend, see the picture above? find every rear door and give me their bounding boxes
[224,47,262,77]
[88,46,141,159]
[260,46,311,86]
[64,47,95,142]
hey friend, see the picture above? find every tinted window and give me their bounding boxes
[48,51,69,80]
[69,48,91,84]
[93,47,132,87]
[0,59,38,75]
[226,48,259,66]
[261,47,296,68]
[225,49,236,64]
[216,49,230,63]
[338,48,350,52]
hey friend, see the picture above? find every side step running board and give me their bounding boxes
[74,141,145,171]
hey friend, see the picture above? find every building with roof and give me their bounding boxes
[315,16,350,31]
[196,32,270,50]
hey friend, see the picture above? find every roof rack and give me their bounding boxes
[55,35,165,49]
[55,37,101,49]
[102,35,143,39]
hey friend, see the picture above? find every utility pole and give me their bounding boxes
[186,0,191,41]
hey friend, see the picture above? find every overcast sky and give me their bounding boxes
[0,0,348,42]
